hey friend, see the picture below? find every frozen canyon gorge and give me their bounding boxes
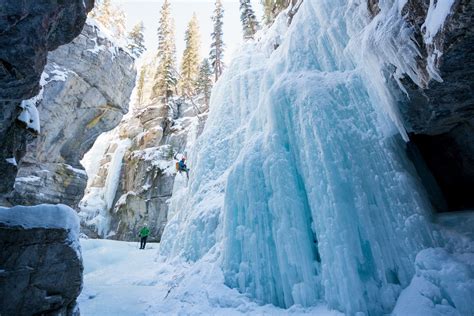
[0,0,473,315]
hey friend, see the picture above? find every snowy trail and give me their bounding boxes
[78,239,161,316]
[78,239,343,315]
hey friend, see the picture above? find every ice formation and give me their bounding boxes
[422,0,456,44]
[5,157,17,166]
[16,66,72,135]
[158,1,472,315]
[16,72,50,134]
[80,132,131,236]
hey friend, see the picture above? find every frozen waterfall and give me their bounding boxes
[159,1,452,314]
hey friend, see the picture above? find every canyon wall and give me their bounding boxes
[0,0,94,195]
[5,22,136,208]
[80,55,208,241]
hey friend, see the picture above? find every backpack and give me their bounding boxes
[175,161,180,172]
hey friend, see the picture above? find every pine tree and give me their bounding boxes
[210,0,225,82]
[196,58,213,106]
[91,0,126,39]
[127,22,146,58]
[261,0,274,25]
[153,0,177,105]
[240,0,259,39]
[113,8,127,38]
[136,66,146,105]
[179,14,201,98]
[93,0,112,26]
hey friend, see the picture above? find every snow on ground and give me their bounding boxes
[79,239,342,316]
[393,247,474,316]
[78,239,159,316]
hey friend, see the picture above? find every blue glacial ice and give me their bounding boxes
[159,1,471,314]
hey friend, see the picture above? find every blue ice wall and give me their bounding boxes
[160,1,436,314]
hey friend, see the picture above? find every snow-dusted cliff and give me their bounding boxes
[3,21,136,208]
[79,54,208,241]
[156,1,473,315]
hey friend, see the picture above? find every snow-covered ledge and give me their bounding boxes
[0,204,83,315]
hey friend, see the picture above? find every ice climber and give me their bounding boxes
[139,224,150,249]
[177,157,190,179]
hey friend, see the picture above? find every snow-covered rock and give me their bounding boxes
[5,22,136,208]
[0,204,83,315]
[393,247,474,316]
[393,210,474,316]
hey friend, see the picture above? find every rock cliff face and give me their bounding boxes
[397,0,473,135]
[0,0,94,196]
[369,0,474,212]
[0,3,94,315]
[110,112,206,242]
[0,0,94,101]
[80,56,207,241]
[401,0,474,212]
[4,22,136,208]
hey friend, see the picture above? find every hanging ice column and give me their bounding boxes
[160,0,436,314]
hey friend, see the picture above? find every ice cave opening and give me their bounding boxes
[407,130,474,213]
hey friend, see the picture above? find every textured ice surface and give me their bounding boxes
[158,1,471,315]
[80,131,131,236]
[394,210,474,315]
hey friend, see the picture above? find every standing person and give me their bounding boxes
[139,224,150,249]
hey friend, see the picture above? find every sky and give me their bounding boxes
[112,0,263,64]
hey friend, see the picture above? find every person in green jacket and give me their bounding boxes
[139,224,150,249]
